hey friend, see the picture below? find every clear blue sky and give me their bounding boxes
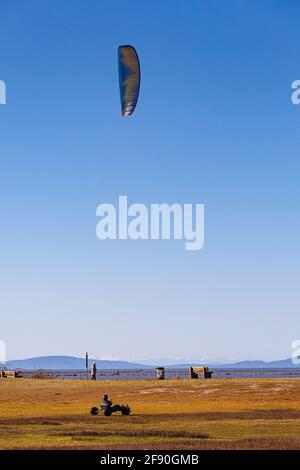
[1,0,299,362]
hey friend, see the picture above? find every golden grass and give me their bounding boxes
[0,378,300,449]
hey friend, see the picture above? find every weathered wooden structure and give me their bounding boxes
[0,370,22,378]
[189,366,213,379]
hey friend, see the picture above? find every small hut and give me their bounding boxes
[156,367,165,380]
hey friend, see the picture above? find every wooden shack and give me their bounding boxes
[189,366,213,379]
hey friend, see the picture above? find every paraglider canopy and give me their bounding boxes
[118,45,140,116]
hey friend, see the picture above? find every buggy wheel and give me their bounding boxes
[90,407,99,416]
[122,406,131,416]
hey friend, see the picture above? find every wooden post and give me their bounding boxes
[86,352,88,380]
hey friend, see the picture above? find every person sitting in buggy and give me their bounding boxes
[90,394,130,416]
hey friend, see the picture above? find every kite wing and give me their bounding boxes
[118,45,140,116]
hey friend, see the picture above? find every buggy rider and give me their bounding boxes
[100,394,123,414]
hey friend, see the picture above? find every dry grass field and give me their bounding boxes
[1,378,300,449]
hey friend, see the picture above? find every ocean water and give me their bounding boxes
[21,368,300,380]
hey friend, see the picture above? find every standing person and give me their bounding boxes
[91,362,97,380]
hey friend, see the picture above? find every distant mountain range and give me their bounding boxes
[165,358,300,369]
[3,355,300,370]
[5,356,153,371]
